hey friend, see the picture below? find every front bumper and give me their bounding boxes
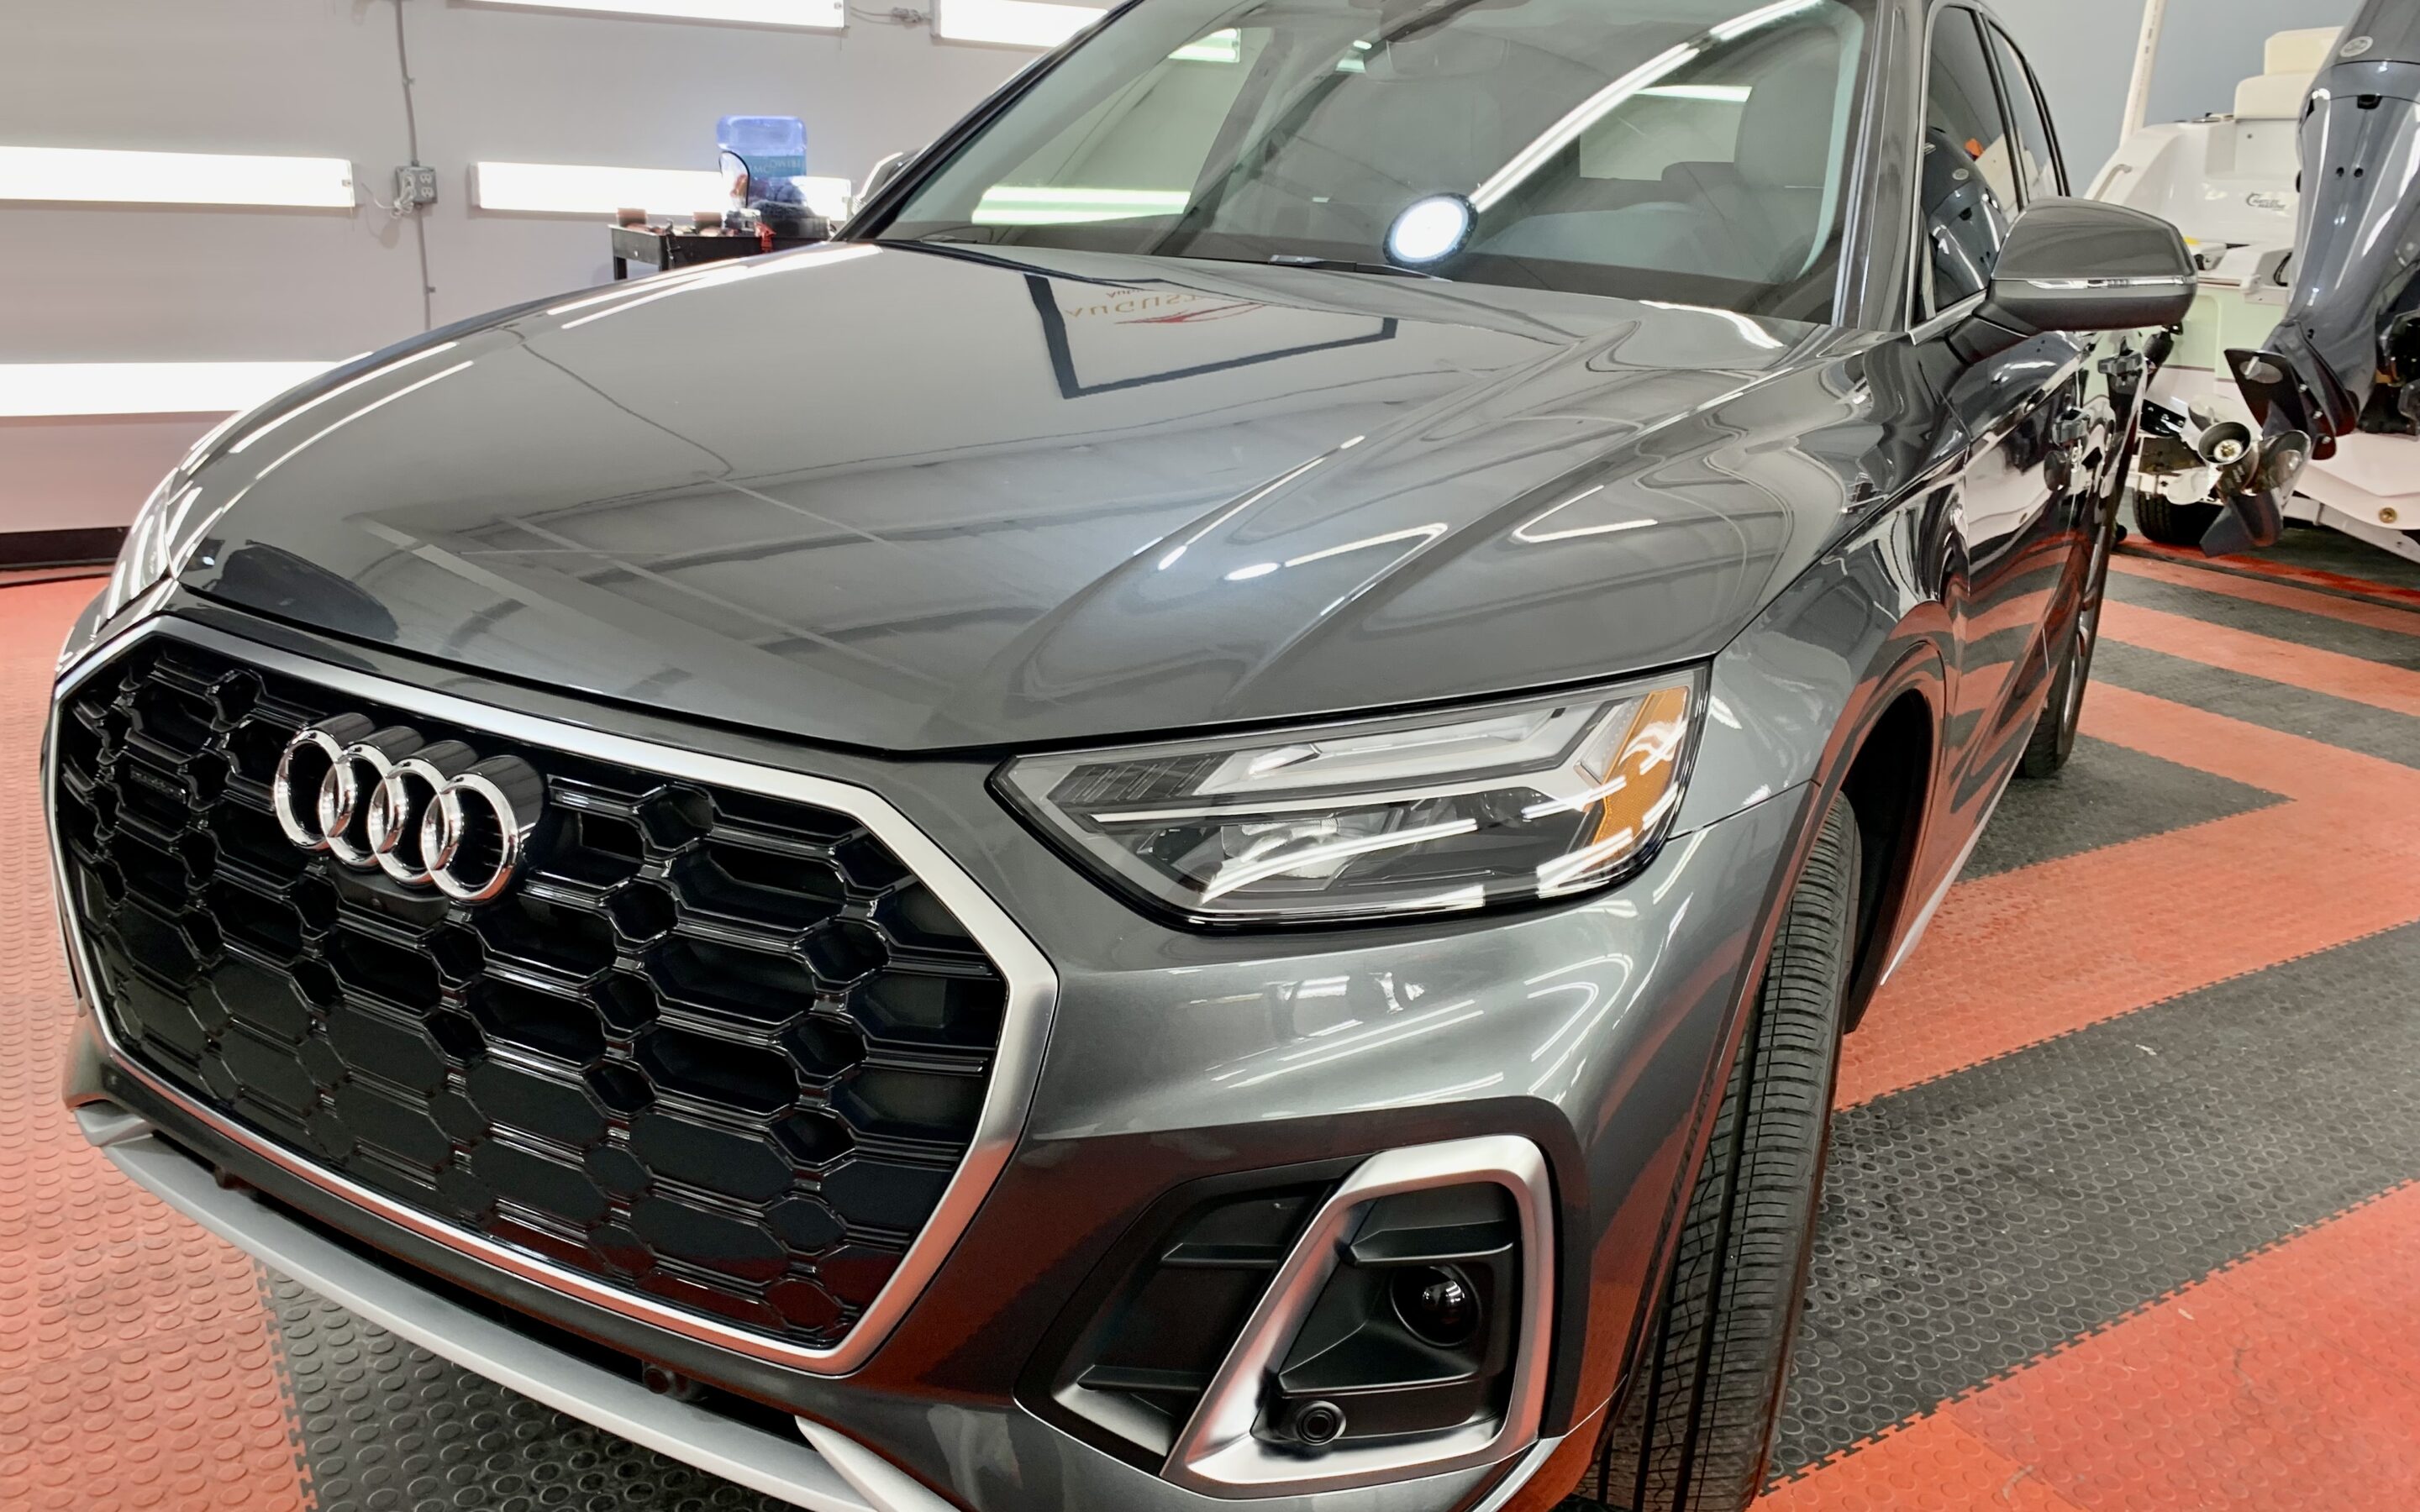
[53,601,1803,1512]
[66,1084,939,1512]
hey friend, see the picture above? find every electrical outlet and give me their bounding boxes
[393,164,439,212]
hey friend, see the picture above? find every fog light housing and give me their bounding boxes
[1392,1265,1480,1348]
[1164,1137,1553,1495]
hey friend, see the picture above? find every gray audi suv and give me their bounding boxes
[45,2,2192,1509]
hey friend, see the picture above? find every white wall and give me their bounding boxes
[0,0,2366,542]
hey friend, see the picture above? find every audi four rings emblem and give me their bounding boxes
[272,713,545,902]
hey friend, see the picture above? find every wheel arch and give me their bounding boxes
[1547,639,1946,1511]
[1834,681,1940,1033]
[1551,503,1957,1502]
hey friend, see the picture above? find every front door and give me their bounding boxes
[1919,7,2091,815]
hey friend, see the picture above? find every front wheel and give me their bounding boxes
[2018,487,2122,778]
[1568,793,1862,1512]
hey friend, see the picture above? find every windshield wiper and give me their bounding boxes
[1262,254,1445,281]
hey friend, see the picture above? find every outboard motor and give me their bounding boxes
[2217,0,2420,551]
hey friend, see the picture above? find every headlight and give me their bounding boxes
[997,674,1700,927]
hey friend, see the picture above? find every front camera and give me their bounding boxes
[1286,1399,1349,1446]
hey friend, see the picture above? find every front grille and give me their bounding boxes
[51,633,1011,1351]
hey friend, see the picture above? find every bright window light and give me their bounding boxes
[465,0,842,25]
[1171,28,1240,62]
[974,185,1187,224]
[934,0,1102,48]
[0,146,355,209]
[0,361,339,418]
[473,160,853,219]
[1640,83,1751,102]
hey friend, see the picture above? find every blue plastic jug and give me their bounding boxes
[717,115,808,190]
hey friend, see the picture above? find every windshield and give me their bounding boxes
[874,0,1871,322]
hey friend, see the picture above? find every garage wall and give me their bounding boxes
[0,0,2367,550]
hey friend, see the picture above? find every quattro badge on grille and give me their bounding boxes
[272,714,544,901]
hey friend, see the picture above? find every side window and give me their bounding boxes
[1920,8,2018,314]
[1987,25,2065,202]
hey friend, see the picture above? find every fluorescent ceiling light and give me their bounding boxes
[0,146,354,209]
[974,185,1187,224]
[0,361,339,417]
[474,160,853,218]
[465,0,842,25]
[934,0,1102,48]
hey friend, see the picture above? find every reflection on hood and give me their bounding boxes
[181,243,1873,751]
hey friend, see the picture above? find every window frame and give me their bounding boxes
[1904,1,2026,326]
[1981,18,2068,203]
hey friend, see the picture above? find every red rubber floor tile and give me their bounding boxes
[1768,1182,2420,1512]
[1839,681,2420,1105]
[2108,554,2420,638]
[0,581,311,1512]
[1758,1411,2091,1512]
[2118,540,2420,611]
[13,528,2420,1512]
[2097,599,2420,719]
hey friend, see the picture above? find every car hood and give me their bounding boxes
[181,242,1879,753]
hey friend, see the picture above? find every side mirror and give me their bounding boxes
[1950,198,2196,363]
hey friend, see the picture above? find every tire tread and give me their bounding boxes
[1571,796,1860,1512]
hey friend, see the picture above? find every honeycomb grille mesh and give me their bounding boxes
[51,634,1010,1349]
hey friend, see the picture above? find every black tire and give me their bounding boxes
[2129,492,2219,548]
[2018,488,2121,778]
[1567,794,1862,1512]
